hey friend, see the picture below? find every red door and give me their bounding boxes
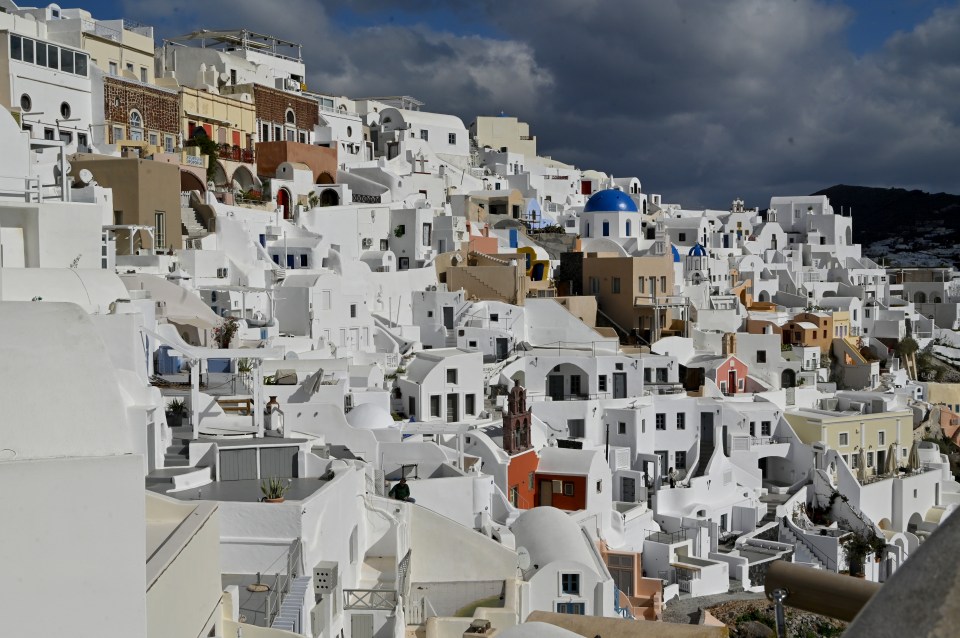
[232,130,241,147]
[277,189,290,219]
[581,181,592,195]
[728,369,737,394]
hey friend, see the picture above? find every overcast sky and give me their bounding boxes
[111,0,960,208]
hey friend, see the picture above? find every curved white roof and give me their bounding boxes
[537,446,600,475]
[0,302,133,461]
[121,274,219,329]
[380,107,466,131]
[0,269,129,314]
[510,507,596,578]
[580,237,628,256]
[346,403,396,430]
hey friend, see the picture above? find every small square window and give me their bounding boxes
[757,351,767,363]
[447,369,458,384]
[468,340,477,347]
[839,433,849,446]
[618,422,626,435]
[563,482,574,496]
[656,414,666,430]
[350,304,357,318]
[448,132,457,144]
[427,310,433,318]
[490,313,499,322]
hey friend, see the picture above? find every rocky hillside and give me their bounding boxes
[811,185,960,267]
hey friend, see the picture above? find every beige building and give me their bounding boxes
[441,251,528,305]
[581,251,676,344]
[470,115,537,156]
[71,155,182,254]
[786,408,913,479]
[46,13,156,84]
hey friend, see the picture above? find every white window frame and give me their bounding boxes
[839,432,849,447]
[154,211,165,251]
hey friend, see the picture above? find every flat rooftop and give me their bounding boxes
[149,477,329,503]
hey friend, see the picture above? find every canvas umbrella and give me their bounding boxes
[909,440,922,472]
[857,448,867,483]
[885,442,899,475]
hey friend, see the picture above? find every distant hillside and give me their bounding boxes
[812,184,960,244]
[811,185,960,267]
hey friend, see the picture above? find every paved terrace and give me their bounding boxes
[148,477,330,502]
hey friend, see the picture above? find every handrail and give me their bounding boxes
[765,561,879,622]
[783,517,837,571]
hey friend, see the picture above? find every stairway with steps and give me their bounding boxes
[693,438,715,478]
[180,206,207,238]
[163,430,191,467]
[444,328,457,347]
[780,525,827,570]
[271,576,312,633]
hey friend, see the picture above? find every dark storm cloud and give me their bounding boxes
[127,0,960,207]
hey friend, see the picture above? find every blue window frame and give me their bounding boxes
[560,573,580,595]
[602,221,610,237]
[556,602,585,614]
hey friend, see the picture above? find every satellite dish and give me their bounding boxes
[517,546,531,571]
[78,168,94,185]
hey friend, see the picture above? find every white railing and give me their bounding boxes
[344,589,398,611]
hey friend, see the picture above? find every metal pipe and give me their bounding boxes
[764,561,881,622]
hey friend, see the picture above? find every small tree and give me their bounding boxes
[894,336,919,359]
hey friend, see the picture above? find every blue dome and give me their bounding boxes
[671,244,681,262]
[688,243,707,257]
[583,189,638,214]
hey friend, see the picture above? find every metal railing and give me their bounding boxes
[645,529,688,544]
[614,588,635,619]
[217,145,255,163]
[263,538,303,626]
[344,589,398,611]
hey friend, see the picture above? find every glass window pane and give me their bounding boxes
[23,38,34,64]
[74,53,87,76]
[35,41,46,66]
[47,45,58,69]
[61,50,74,74]
[11,35,22,61]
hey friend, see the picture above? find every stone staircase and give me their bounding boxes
[181,206,207,238]
[444,328,457,348]
[780,524,827,570]
[271,575,312,633]
[163,427,192,467]
[456,267,512,303]
[693,438,715,477]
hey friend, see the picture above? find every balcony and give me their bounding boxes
[344,589,397,611]
[217,144,255,163]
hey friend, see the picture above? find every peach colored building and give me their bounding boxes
[581,251,676,344]
[784,312,833,354]
[255,141,337,184]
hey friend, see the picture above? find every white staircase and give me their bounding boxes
[271,575,311,633]
[444,328,457,347]
[780,525,827,570]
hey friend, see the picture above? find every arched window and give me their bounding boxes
[129,110,143,141]
[285,109,296,124]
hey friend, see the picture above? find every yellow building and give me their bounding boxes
[180,87,257,155]
[786,408,913,478]
[924,383,960,414]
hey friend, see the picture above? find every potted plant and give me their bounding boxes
[214,317,239,349]
[260,477,291,503]
[166,398,187,428]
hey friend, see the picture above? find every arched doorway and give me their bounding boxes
[316,171,335,185]
[232,165,258,193]
[277,188,292,219]
[180,170,205,194]
[781,369,796,388]
[915,292,927,304]
[907,512,923,534]
[212,161,228,189]
[319,189,340,207]
[758,290,771,303]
